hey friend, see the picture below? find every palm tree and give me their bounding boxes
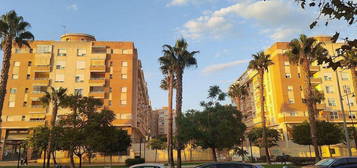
[159,50,175,168]
[228,83,248,109]
[40,86,67,168]
[287,34,327,161]
[0,10,34,119]
[248,51,273,164]
[162,38,199,168]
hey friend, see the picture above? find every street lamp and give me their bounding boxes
[343,87,357,148]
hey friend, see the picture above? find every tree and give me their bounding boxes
[286,34,328,161]
[179,86,246,161]
[291,121,344,157]
[248,51,273,164]
[28,126,49,168]
[247,128,280,149]
[161,38,199,168]
[159,46,175,168]
[148,137,167,162]
[40,87,67,168]
[228,83,248,109]
[0,10,34,120]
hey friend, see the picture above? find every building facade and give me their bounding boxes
[232,36,357,157]
[154,107,176,136]
[0,33,152,160]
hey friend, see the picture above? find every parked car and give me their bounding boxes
[195,162,263,168]
[129,163,165,168]
[303,157,357,168]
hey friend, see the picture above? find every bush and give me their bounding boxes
[288,157,315,165]
[125,157,145,166]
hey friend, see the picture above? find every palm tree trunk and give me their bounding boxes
[42,149,46,168]
[176,69,183,168]
[52,151,57,165]
[47,104,58,168]
[167,72,174,168]
[155,149,157,162]
[259,70,270,165]
[303,61,320,161]
[0,37,12,121]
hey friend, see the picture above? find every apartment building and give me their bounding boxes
[0,33,152,160]
[154,107,176,136]
[233,36,357,157]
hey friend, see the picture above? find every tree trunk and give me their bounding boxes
[42,150,46,168]
[47,104,59,168]
[303,60,321,161]
[211,147,217,162]
[241,139,245,161]
[176,69,183,168]
[52,151,57,165]
[79,154,82,168]
[155,149,157,162]
[328,145,332,158]
[309,145,312,157]
[0,37,12,121]
[69,149,76,168]
[249,139,254,163]
[259,70,271,165]
[110,154,113,168]
[167,72,174,168]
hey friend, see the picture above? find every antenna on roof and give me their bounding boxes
[61,25,67,34]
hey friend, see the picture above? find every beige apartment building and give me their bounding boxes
[0,33,152,160]
[232,36,357,157]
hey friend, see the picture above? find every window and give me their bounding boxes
[28,61,32,66]
[32,86,47,93]
[349,113,356,119]
[108,100,112,106]
[76,61,85,70]
[92,46,106,53]
[288,98,295,104]
[57,49,67,56]
[15,48,21,53]
[328,98,337,106]
[77,49,86,56]
[10,88,17,94]
[90,86,104,93]
[23,101,27,107]
[290,112,297,116]
[74,88,83,95]
[55,74,65,82]
[330,112,338,119]
[121,74,127,79]
[121,61,128,67]
[287,86,293,92]
[285,73,291,78]
[120,100,127,105]
[297,73,301,78]
[26,74,30,80]
[121,87,127,93]
[110,74,113,79]
[325,86,334,93]
[36,45,52,54]
[341,72,349,80]
[343,85,351,94]
[122,49,133,54]
[8,101,15,107]
[284,61,290,66]
[75,75,84,83]
[12,74,18,79]
[56,61,66,70]
[25,88,29,93]
[324,73,332,81]
[348,99,355,106]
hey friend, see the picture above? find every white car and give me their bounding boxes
[129,163,165,168]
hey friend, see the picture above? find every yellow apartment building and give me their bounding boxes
[0,33,152,160]
[233,36,357,157]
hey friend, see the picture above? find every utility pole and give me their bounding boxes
[335,70,352,156]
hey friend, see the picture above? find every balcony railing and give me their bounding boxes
[311,78,322,85]
[310,66,320,73]
[34,78,49,80]
[90,65,106,72]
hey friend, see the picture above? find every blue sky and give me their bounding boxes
[0,0,355,111]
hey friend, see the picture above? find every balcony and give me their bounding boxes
[89,92,105,98]
[310,66,320,73]
[89,78,105,84]
[90,65,106,72]
[34,72,50,80]
[316,103,326,110]
[32,65,50,72]
[311,78,322,85]
[90,72,106,84]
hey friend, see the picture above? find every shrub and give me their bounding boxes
[288,157,315,165]
[125,157,145,166]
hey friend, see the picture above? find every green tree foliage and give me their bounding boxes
[178,86,246,162]
[291,121,344,146]
[148,136,167,162]
[0,10,34,119]
[247,127,280,148]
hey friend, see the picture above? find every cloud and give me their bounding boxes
[167,0,217,6]
[202,59,249,74]
[180,0,311,40]
[67,4,78,11]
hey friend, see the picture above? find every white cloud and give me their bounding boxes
[67,4,78,11]
[167,0,217,6]
[202,59,249,74]
[180,0,311,40]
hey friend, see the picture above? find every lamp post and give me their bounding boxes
[344,87,357,149]
[335,70,352,156]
